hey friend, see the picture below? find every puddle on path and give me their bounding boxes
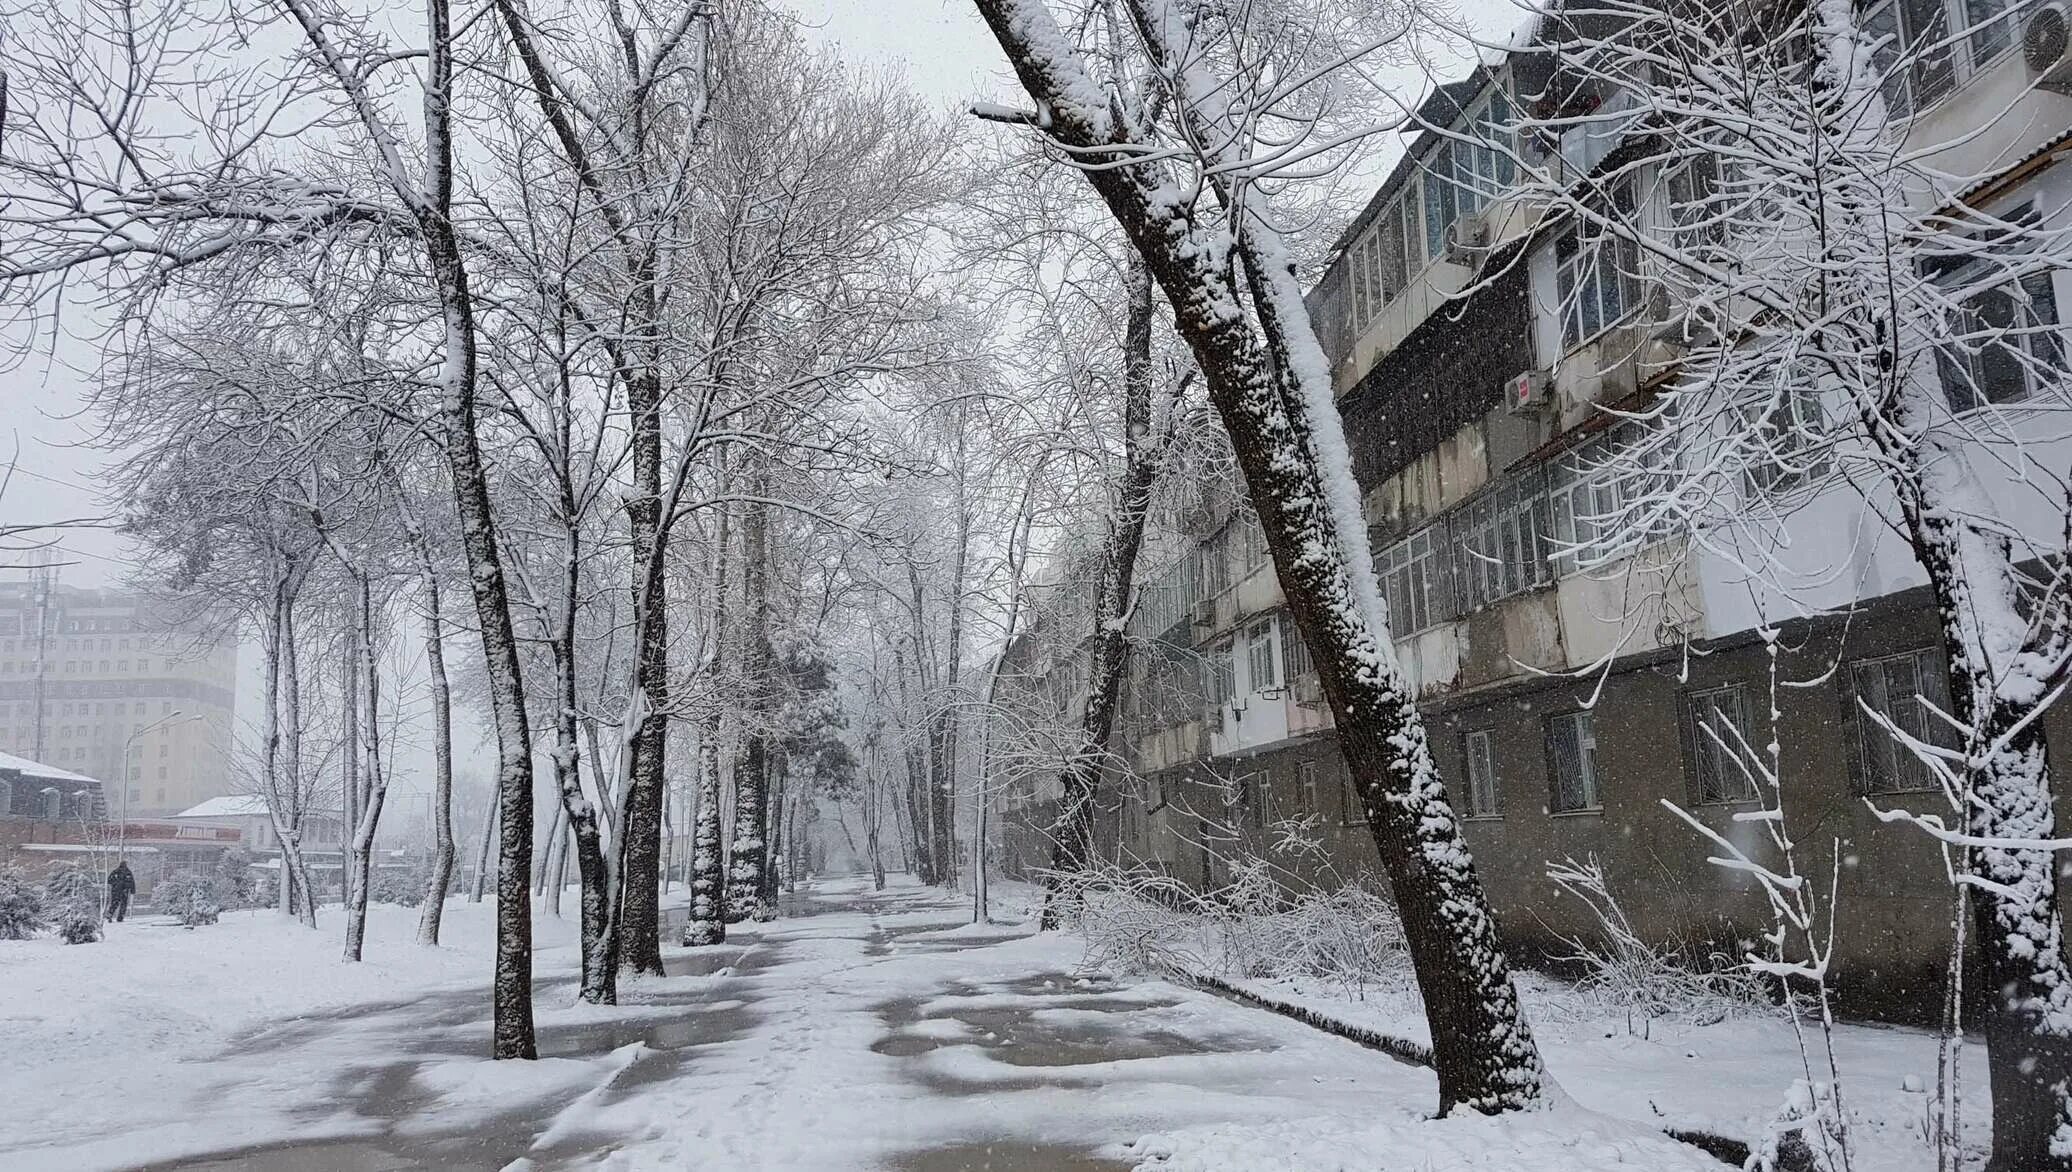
[890,1141,1131,1171]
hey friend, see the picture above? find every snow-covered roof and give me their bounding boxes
[0,749,105,787]
[172,795,342,819]
[19,843,159,854]
[171,795,270,819]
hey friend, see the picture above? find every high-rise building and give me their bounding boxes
[0,579,237,818]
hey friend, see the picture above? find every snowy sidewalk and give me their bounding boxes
[0,880,1723,1171]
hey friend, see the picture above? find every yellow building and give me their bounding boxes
[0,582,237,818]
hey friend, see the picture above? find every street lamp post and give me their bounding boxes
[119,710,203,855]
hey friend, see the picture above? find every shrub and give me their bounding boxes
[370,858,428,907]
[1546,855,1772,1025]
[156,870,222,928]
[42,862,102,944]
[0,868,47,940]
[215,848,261,909]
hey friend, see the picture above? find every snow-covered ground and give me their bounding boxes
[0,877,1873,1171]
[1217,970,1985,1171]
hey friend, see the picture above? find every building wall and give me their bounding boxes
[0,583,238,818]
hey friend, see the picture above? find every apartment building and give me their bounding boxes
[0,581,238,819]
[996,1,2072,1022]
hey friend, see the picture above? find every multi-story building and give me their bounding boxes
[997,3,2072,1023]
[0,580,238,818]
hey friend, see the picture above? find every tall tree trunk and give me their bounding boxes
[552,521,617,1003]
[726,484,773,922]
[279,583,318,923]
[342,632,360,912]
[262,566,318,928]
[685,498,732,945]
[1894,417,2072,1170]
[472,786,499,903]
[616,369,670,977]
[344,578,388,964]
[1043,261,1161,929]
[969,0,1545,1112]
[415,559,457,945]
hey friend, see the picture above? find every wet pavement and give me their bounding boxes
[74,880,1434,1171]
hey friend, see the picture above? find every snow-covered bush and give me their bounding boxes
[215,848,261,909]
[155,870,222,927]
[1068,863,1410,996]
[0,867,47,940]
[1546,856,1770,1025]
[42,863,102,944]
[370,859,428,907]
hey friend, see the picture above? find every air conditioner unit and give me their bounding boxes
[1442,214,1488,265]
[1190,598,1216,628]
[1293,673,1326,708]
[2025,4,2072,94]
[1507,368,1551,414]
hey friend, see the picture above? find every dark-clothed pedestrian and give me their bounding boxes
[106,860,135,923]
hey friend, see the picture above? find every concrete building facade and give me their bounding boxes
[995,2,2072,1023]
[0,581,238,818]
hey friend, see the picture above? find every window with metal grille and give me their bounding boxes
[1547,711,1601,812]
[1844,648,1960,794]
[1379,526,1450,633]
[1463,729,1501,818]
[1280,612,1314,681]
[1245,620,1279,693]
[1453,474,1551,610]
[1680,684,1760,804]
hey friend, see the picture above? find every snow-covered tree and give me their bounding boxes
[43,864,102,944]
[0,868,47,940]
[967,0,1548,1113]
[1500,0,2072,1162]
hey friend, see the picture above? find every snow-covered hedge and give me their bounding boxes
[42,863,102,944]
[0,867,47,940]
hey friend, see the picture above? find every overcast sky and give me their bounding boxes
[0,0,1513,589]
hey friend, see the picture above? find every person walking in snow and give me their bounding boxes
[105,859,135,923]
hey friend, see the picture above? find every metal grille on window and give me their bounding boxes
[1280,612,1314,680]
[1464,729,1500,817]
[1548,711,1600,812]
[1682,684,1759,804]
[1850,649,1959,794]
[1452,473,1550,610]
[1379,526,1449,633]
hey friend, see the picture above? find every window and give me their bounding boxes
[1206,641,1235,708]
[1744,387,1833,496]
[1555,186,1643,351]
[1280,612,1314,681]
[1865,0,2017,120]
[1547,711,1601,812]
[1379,526,1450,635]
[1454,476,1550,610]
[1298,760,1321,814]
[1246,620,1279,693]
[1936,270,2066,411]
[1346,191,1418,331]
[1680,684,1760,804]
[1559,85,1637,179]
[1845,648,1959,794]
[1463,730,1501,818]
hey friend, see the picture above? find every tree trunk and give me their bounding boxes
[969,0,1545,1113]
[416,561,457,946]
[471,786,499,903]
[1042,260,1160,930]
[343,578,388,964]
[341,635,360,913]
[552,523,617,1003]
[726,484,774,922]
[1901,452,2072,1171]
[616,371,670,977]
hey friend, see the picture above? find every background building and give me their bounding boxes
[0,576,238,818]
